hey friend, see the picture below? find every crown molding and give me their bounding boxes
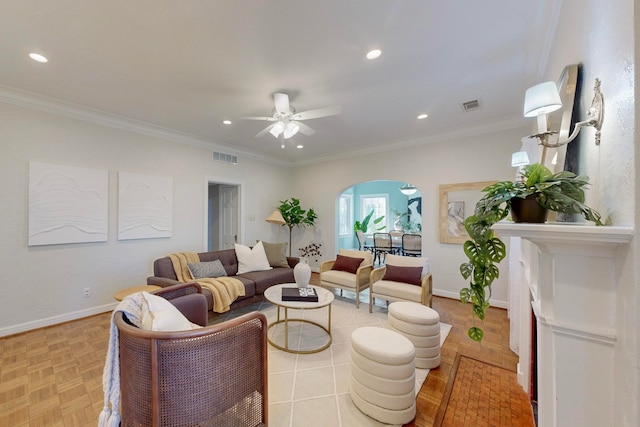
[0,84,529,169]
[292,115,528,167]
[0,84,292,167]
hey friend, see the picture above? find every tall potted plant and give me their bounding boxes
[354,210,385,250]
[278,198,317,257]
[460,163,603,341]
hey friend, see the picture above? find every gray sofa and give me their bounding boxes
[147,248,299,312]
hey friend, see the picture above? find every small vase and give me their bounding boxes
[294,258,311,288]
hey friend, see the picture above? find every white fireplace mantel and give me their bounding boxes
[494,221,633,427]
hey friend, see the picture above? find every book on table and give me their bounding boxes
[281,287,319,302]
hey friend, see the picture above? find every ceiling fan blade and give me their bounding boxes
[255,124,275,138]
[294,121,316,136]
[241,116,276,121]
[293,105,342,121]
[273,92,291,114]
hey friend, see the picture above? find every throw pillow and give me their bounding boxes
[331,254,365,274]
[187,259,227,279]
[235,241,273,274]
[140,292,202,331]
[385,254,430,277]
[260,241,289,268]
[382,264,423,286]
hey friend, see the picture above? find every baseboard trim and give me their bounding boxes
[433,289,508,309]
[0,303,117,337]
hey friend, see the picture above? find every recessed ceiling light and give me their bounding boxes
[366,49,382,60]
[296,144,304,149]
[222,120,232,125]
[417,113,429,120]
[29,53,48,63]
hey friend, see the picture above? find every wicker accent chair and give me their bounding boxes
[319,249,373,308]
[369,254,432,313]
[115,284,268,427]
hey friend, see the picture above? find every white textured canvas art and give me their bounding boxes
[118,172,172,240]
[28,162,108,246]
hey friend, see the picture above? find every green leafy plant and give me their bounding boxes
[278,198,318,256]
[460,163,603,342]
[354,210,385,233]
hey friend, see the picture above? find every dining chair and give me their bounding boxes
[401,233,422,257]
[373,232,395,265]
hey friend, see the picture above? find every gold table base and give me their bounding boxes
[267,304,332,354]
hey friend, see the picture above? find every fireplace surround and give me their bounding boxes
[495,222,632,427]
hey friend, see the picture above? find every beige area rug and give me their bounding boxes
[218,296,450,427]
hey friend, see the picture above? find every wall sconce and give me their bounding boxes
[399,184,418,196]
[525,78,604,151]
[511,150,530,180]
[511,151,530,167]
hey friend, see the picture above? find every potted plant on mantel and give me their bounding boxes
[278,198,317,257]
[459,163,604,341]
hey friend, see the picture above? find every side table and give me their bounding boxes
[113,285,161,301]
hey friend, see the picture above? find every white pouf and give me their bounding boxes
[388,301,441,369]
[349,326,416,425]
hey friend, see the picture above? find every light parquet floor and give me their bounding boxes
[0,273,533,426]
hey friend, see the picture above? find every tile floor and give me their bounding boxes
[211,289,449,427]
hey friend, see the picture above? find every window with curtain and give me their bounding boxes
[360,194,388,231]
[338,194,353,236]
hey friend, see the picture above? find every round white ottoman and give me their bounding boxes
[388,301,441,369]
[349,326,416,425]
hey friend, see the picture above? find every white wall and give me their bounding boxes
[292,127,527,305]
[0,102,293,335]
[541,0,638,425]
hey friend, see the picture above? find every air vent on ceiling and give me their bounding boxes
[461,99,481,111]
[212,151,238,165]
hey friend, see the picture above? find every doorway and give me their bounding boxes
[337,180,422,252]
[206,177,243,251]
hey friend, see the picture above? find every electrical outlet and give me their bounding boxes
[83,287,90,298]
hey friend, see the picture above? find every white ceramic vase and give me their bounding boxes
[294,258,311,288]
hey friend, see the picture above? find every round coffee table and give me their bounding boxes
[263,284,334,354]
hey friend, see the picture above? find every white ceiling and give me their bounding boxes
[0,1,557,164]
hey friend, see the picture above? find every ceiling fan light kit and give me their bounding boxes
[246,92,341,147]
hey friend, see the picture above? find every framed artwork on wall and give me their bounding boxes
[118,172,173,240]
[28,161,108,246]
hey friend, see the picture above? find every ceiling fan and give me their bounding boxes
[244,92,341,140]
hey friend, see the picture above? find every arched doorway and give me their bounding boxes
[336,180,422,252]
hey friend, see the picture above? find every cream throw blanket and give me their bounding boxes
[169,252,245,313]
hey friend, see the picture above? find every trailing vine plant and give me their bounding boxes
[459,163,603,341]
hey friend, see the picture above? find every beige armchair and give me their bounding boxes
[320,249,373,308]
[369,254,432,313]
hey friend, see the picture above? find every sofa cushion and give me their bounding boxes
[260,241,289,268]
[331,254,364,274]
[321,270,358,289]
[187,259,227,279]
[140,292,202,331]
[240,267,295,295]
[199,249,239,276]
[235,241,272,274]
[382,264,422,286]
